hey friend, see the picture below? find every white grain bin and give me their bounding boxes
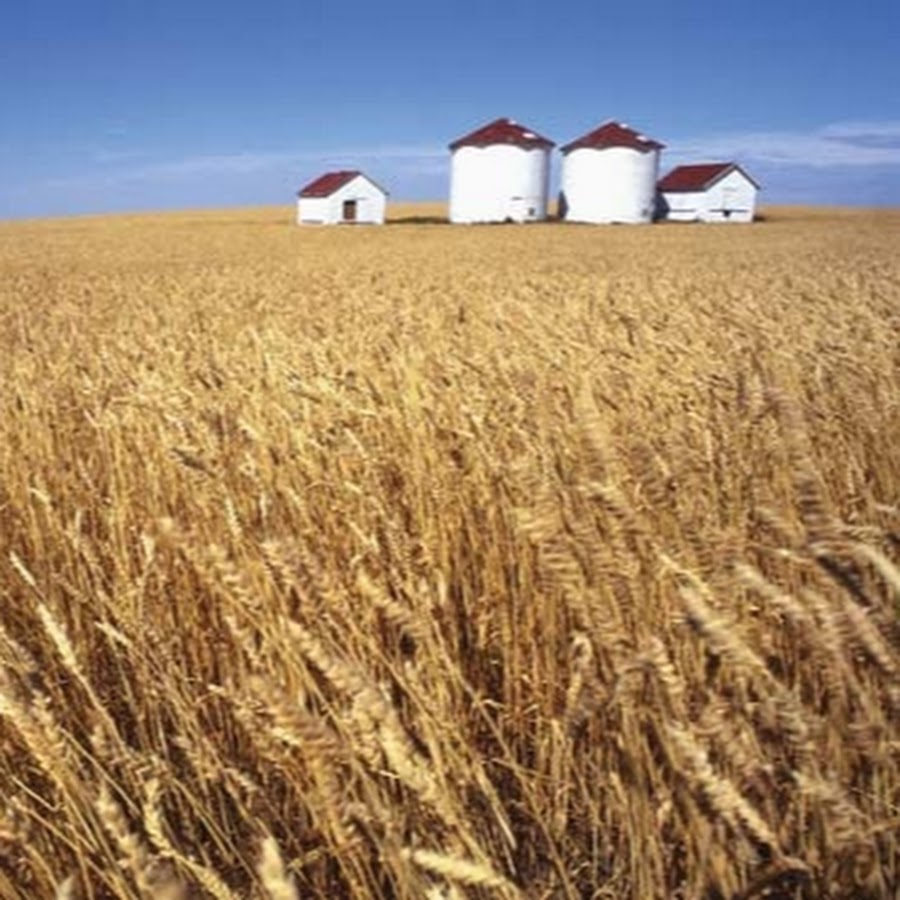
[448,118,554,223]
[296,170,387,225]
[560,121,664,224]
[657,162,760,223]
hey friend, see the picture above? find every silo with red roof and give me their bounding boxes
[448,118,554,224]
[560,121,664,224]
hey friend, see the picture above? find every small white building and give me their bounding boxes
[296,170,387,225]
[560,121,664,224]
[448,118,554,224]
[657,163,760,223]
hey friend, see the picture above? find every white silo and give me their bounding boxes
[449,118,554,224]
[560,121,664,224]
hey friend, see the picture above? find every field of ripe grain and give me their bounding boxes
[0,206,898,899]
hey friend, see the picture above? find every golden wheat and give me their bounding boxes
[0,204,897,897]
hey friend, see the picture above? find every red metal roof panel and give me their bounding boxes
[658,163,760,192]
[297,170,362,198]
[561,121,664,154]
[449,117,554,151]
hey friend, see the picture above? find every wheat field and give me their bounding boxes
[0,205,898,899]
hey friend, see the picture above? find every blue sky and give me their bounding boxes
[1,0,898,218]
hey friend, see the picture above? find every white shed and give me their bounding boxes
[448,118,554,224]
[296,171,387,225]
[657,163,759,223]
[560,121,664,224]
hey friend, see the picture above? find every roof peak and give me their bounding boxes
[658,162,760,191]
[297,170,368,198]
[449,117,555,151]
[562,120,664,153]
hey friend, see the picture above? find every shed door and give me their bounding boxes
[342,200,358,222]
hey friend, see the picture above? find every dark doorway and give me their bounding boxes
[342,200,358,222]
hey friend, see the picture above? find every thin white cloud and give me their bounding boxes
[668,120,900,168]
[51,120,900,192]
[46,144,446,189]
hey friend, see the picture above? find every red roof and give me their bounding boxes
[561,121,664,154]
[297,170,363,198]
[658,163,760,192]
[449,118,554,151]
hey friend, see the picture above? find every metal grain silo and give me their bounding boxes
[560,121,664,224]
[448,118,554,224]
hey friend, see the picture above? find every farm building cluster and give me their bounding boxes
[296,117,759,226]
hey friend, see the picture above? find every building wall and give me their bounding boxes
[296,197,329,224]
[660,190,703,222]
[449,145,550,223]
[297,176,387,225]
[560,146,659,224]
[660,170,757,223]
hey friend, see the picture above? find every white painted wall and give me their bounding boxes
[296,197,329,224]
[560,146,660,224]
[449,145,550,224]
[660,169,757,223]
[297,175,387,225]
